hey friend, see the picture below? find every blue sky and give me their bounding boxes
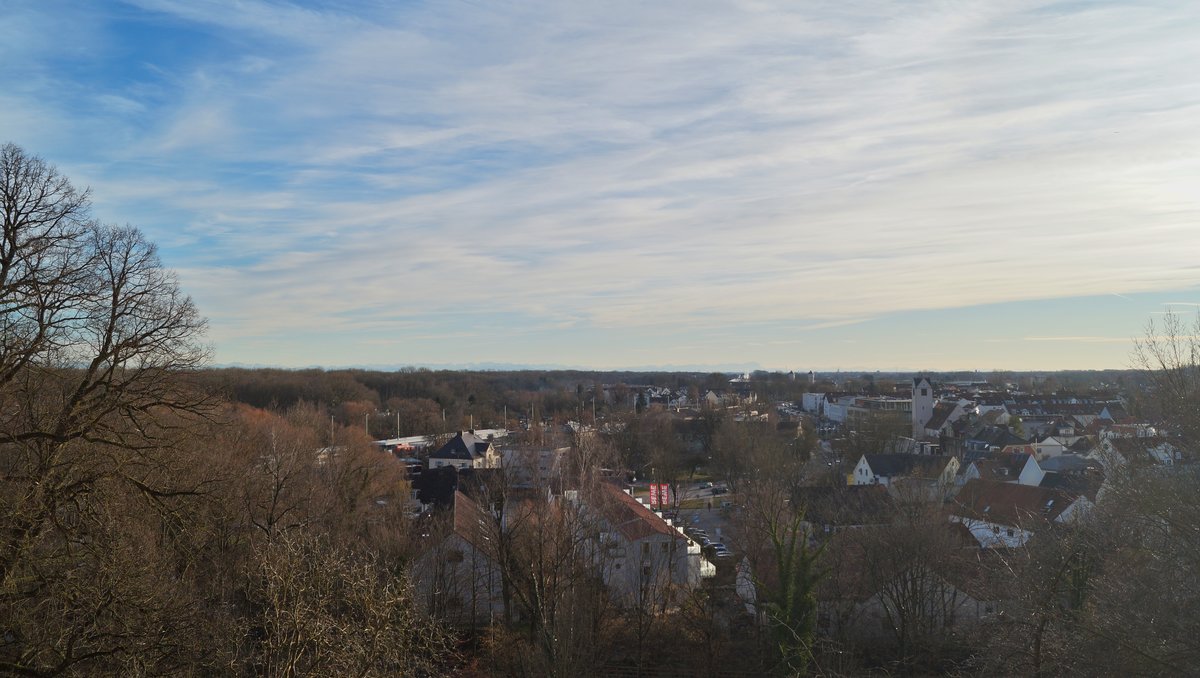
[3,0,1199,371]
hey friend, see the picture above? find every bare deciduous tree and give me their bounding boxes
[247,533,454,678]
[1,143,212,675]
[1132,309,1200,445]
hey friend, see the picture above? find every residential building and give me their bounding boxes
[961,453,1044,487]
[850,454,959,489]
[428,430,502,470]
[1092,437,1183,472]
[590,482,708,606]
[950,479,1091,549]
[410,491,505,626]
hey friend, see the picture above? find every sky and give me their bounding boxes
[3,0,1200,372]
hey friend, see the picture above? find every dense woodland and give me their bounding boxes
[191,366,1146,439]
[4,143,1198,677]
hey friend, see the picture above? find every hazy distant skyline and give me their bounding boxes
[4,1,1199,371]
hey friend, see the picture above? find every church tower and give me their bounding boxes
[912,376,934,439]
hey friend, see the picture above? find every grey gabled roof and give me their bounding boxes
[968,426,1029,448]
[1038,454,1093,473]
[864,453,953,478]
[430,431,492,460]
[923,401,957,432]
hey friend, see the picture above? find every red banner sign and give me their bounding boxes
[649,483,660,507]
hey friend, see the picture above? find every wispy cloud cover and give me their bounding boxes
[3,0,1199,369]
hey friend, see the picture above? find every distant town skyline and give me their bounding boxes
[4,1,1199,371]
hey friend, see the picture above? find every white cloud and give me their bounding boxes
[5,0,1200,365]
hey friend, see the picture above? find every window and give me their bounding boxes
[641,542,650,556]
[921,388,928,396]
[661,542,669,553]
[1006,528,1015,537]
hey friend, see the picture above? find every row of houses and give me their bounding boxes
[411,477,715,625]
[813,381,1171,641]
[845,441,1158,549]
[796,451,1103,639]
[404,431,718,625]
[600,379,758,410]
[790,377,1193,642]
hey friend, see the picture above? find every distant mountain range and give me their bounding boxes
[215,360,768,373]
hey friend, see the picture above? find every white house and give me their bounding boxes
[961,453,1044,487]
[428,431,502,470]
[801,392,827,415]
[1092,437,1182,472]
[851,454,959,488]
[591,483,708,607]
[918,399,976,439]
[976,402,1010,423]
[1034,436,1069,460]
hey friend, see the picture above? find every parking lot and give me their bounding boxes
[672,481,737,554]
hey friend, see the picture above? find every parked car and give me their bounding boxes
[711,486,729,495]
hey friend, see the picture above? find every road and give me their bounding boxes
[672,481,736,548]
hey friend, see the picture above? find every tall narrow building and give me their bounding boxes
[912,376,934,439]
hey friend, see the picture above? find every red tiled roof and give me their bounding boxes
[953,479,1075,528]
[597,482,681,543]
[452,491,492,551]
